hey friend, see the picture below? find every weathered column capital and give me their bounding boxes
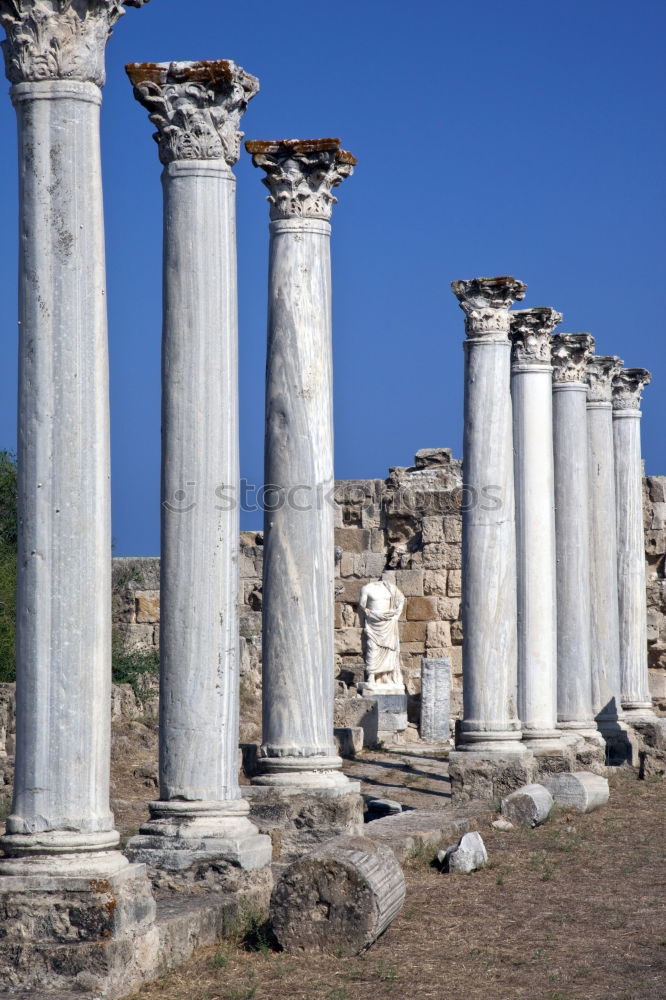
[451,277,527,340]
[126,60,259,167]
[0,0,148,86]
[245,138,356,221]
[586,355,624,404]
[612,367,651,412]
[551,333,595,384]
[509,307,562,366]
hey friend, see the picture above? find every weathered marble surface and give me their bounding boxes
[451,277,526,753]
[124,61,270,871]
[551,334,598,738]
[510,308,562,744]
[586,356,624,727]
[247,139,356,787]
[359,580,405,693]
[613,368,655,719]
[420,657,451,743]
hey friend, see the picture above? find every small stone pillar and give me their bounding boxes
[246,139,357,788]
[612,368,656,721]
[586,355,625,731]
[551,334,600,742]
[450,277,526,755]
[420,657,451,744]
[0,0,146,879]
[509,308,562,747]
[124,61,271,878]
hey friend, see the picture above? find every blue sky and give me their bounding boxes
[0,0,664,555]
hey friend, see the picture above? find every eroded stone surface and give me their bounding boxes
[501,784,553,828]
[541,772,609,812]
[439,831,488,873]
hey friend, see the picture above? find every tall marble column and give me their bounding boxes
[450,277,526,754]
[124,62,271,871]
[551,334,600,741]
[586,355,625,731]
[509,308,562,747]
[0,0,147,877]
[612,368,656,721]
[246,139,356,787]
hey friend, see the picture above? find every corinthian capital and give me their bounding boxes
[586,355,623,404]
[245,138,356,221]
[451,277,527,340]
[0,0,148,86]
[509,307,562,366]
[551,334,595,384]
[127,60,259,167]
[612,368,652,412]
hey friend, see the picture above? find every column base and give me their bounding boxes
[252,753,351,788]
[557,721,607,747]
[244,782,364,863]
[448,749,535,805]
[0,863,158,997]
[0,828,128,878]
[455,729,526,755]
[124,798,272,892]
[521,727,565,751]
[622,704,658,723]
[597,720,640,767]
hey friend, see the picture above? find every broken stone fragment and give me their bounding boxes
[438,831,488,873]
[501,784,553,828]
[541,771,609,812]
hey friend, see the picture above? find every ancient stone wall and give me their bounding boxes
[645,476,666,706]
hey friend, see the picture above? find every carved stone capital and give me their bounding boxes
[551,334,595,384]
[126,60,259,167]
[612,368,651,411]
[509,307,562,366]
[586,355,623,404]
[0,0,148,87]
[451,277,527,339]
[245,138,356,221]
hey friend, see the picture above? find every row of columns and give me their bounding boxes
[0,16,360,879]
[451,277,655,757]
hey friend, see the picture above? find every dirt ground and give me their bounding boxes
[125,767,665,1000]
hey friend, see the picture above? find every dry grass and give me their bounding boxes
[129,771,666,1000]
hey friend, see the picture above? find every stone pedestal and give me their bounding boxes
[450,276,526,754]
[246,139,359,790]
[551,334,602,744]
[612,368,657,722]
[509,308,562,748]
[123,62,271,881]
[420,657,451,744]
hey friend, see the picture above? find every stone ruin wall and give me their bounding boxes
[1,449,662,778]
[107,449,666,738]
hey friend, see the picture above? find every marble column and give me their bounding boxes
[124,62,271,870]
[509,308,562,747]
[551,334,601,742]
[586,355,625,731]
[0,0,147,877]
[450,277,526,754]
[246,139,355,786]
[612,368,656,721]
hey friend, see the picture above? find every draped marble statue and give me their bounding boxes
[359,580,405,694]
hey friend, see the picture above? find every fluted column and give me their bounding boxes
[586,355,625,730]
[551,334,600,742]
[450,277,526,754]
[124,61,271,870]
[612,368,656,721]
[0,0,147,877]
[246,139,355,786]
[510,308,562,746]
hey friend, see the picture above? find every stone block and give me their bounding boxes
[439,831,488,874]
[334,727,364,758]
[447,570,462,597]
[423,570,448,596]
[426,620,451,648]
[443,516,463,544]
[400,620,427,642]
[370,528,386,553]
[363,796,403,820]
[353,552,386,578]
[422,516,445,543]
[378,711,408,733]
[501,784,553,827]
[541,771,609,812]
[395,569,424,596]
[336,578,370,604]
[339,552,355,578]
[437,596,461,620]
[422,544,448,569]
[334,528,371,553]
[406,596,437,621]
[335,628,363,656]
[334,696,378,746]
[448,751,535,805]
[451,621,463,645]
[648,669,666,700]
[420,658,450,744]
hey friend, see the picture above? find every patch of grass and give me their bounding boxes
[376,960,398,981]
[209,951,230,970]
[111,631,159,697]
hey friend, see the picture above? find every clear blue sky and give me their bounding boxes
[0,0,664,555]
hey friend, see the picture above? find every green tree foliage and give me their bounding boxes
[0,452,17,683]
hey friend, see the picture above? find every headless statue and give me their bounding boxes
[359,579,405,694]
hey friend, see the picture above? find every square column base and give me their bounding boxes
[243,783,364,862]
[0,865,157,998]
[629,717,666,779]
[448,750,536,806]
